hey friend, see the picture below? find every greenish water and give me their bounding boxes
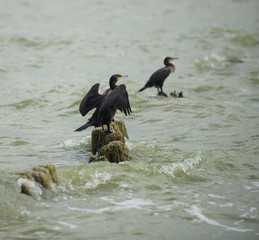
[0,0,259,239]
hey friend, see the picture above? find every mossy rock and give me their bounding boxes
[15,164,59,199]
[92,126,126,155]
[90,120,131,163]
[89,155,109,163]
[31,171,52,190]
[39,165,59,185]
[110,120,129,139]
[98,140,131,163]
[21,182,36,200]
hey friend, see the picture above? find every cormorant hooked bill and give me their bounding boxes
[139,57,178,97]
[75,74,132,133]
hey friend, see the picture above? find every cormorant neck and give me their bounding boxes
[165,62,174,67]
[109,80,117,90]
[167,63,175,72]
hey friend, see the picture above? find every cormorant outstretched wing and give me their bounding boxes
[99,84,132,116]
[146,67,171,87]
[79,83,103,116]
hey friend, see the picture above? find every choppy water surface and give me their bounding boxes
[1,0,259,239]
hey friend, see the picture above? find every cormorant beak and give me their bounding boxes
[171,57,179,61]
[118,75,128,80]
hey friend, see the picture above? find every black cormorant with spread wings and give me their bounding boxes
[75,74,131,133]
[139,57,178,97]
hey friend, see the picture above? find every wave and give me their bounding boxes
[210,26,259,47]
[58,136,91,150]
[64,197,154,214]
[55,151,203,198]
[186,205,253,233]
[144,152,203,178]
[192,53,234,71]
[2,98,48,110]
[10,36,73,49]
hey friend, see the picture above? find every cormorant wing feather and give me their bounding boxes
[102,88,112,95]
[146,67,171,86]
[79,83,103,116]
[99,84,132,116]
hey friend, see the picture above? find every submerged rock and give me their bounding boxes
[225,57,244,63]
[170,90,184,98]
[90,120,131,163]
[16,164,59,199]
[89,155,109,163]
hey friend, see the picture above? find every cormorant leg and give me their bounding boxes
[112,118,115,122]
[160,87,168,97]
[102,125,105,132]
[106,123,114,133]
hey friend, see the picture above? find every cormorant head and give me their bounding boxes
[164,57,179,66]
[109,74,128,89]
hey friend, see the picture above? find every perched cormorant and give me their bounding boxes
[75,74,132,133]
[139,57,178,97]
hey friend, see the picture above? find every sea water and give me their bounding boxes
[0,0,259,239]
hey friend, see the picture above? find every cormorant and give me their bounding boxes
[139,57,178,97]
[75,74,132,133]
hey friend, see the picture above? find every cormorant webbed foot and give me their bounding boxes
[105,129,114,133]
[157,91,168,97]
[101,125,114,133]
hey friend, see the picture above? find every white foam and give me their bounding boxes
[251,182,259,188]
[114,198,154,209]
[57,221,78,229]
[177,152,202,173]
[208,194,225,199]
[17,177,42,200]
[219,203,233,207]
[249,207,256,213]
[155,152,202,177]
[84,172,113,189]
[58,136,91,149]
[186,205,253,233]
[64,198,154,214]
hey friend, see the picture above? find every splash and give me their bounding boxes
[58,136,91,149]
[17,178,43,200]
[153,152,203,178]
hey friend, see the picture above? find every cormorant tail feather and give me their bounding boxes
[74,122,91,132]
[138,86,147,92]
